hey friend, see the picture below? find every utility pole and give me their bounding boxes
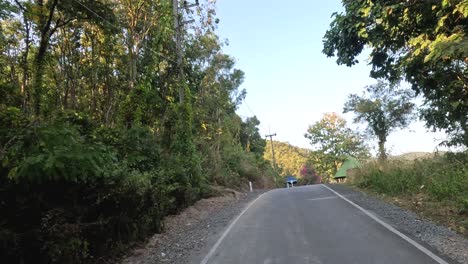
[172,0,198,104]
[265,133,277,170]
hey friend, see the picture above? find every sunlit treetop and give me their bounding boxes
[323,0,468,147]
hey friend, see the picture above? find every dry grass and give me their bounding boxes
[349,185,468,238]
[349,152,468,238]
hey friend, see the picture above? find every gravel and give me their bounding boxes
[326,184,468,264]
[121,190,265,264]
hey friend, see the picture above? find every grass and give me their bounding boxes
[349,152,468,237]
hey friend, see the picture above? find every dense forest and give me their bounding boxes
[263,140,308,177]
[0,0,274,262]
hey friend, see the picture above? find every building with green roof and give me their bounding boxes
[334,157,361,182]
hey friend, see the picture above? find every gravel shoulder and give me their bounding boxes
[121,189,265,264]
[326,184,468,264]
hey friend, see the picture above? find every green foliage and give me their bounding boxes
[0,110,176,263]
[323,0,468,147]
[305,113,369,158]
[0,1,15,19]
[240,116,266,156]
[354,152,468,212]
[166,100,204,208]
[7,121,114,184]
[344,80,415,160]
[304,112,369,181]
[0,1,275,262]
[308,151,342,182]
[185,30,275,189]
[0,83,22,107]
[264,140,308,177]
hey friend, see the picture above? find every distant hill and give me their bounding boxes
[264,141,309,177]
[390,151,447,161]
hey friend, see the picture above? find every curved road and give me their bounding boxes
[197,184,453,264]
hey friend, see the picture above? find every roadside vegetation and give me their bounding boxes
[349,152,468,236]
[321,0,467,237]
[323,0,467,147]
[0,1,275,263]
[303,112,370,183]
[265,114,370,184]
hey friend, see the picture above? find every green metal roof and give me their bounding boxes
[334,157,361,178]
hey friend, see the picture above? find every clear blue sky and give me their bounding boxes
[215,0,448,155]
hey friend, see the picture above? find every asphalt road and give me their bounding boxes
[198,184,451,264]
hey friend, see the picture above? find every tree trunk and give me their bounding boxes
[33,38,48,115]
[21,17,31,112]
[378,136,387,161]
[91,33,97,114]
[32,0,58,115]
[128,36,137,90]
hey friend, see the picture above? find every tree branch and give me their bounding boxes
[14,0,26,12]
[42,0,58,35]
[50,18,76,37]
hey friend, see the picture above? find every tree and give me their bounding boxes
[11,0,115,115]
[240,116,266,156]
[304,112,369,181]
[323,0,468,147]
[344,80,415,160]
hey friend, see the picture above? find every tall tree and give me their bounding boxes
[304,112,369,181]
[323,0,468,147]
[344,80,415,160]
[240,116,265,155]
[12,0,115,115]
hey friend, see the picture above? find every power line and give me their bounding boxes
[244,100,256,117]
[72,0,114,28]
[240,103,250,117]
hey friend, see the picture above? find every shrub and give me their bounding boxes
[298,163,320,185]
[0,111,175,263]
[354,153,468,211]
[0,107,275,263]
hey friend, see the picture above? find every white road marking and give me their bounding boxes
[306,196,337,201]
[200,192,267,264]
[321,184,449,264]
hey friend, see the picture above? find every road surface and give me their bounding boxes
[199,184,452,264]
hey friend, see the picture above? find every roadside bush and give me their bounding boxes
[354,153,468,212]
[0,106,275,263]
[0,110,175,263]
[355,161,423,195]
[298,163,321,185]
[200,136,275,189]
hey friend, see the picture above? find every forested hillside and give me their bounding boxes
[0,1,274,263]
[264,140,308,177]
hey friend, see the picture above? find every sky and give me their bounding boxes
[214,0,449,155]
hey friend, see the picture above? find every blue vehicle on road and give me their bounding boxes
[285,175,297,187]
